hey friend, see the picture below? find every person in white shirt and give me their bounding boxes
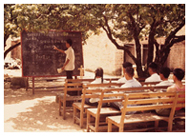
[156,67,173,87]
[145,62,161,82]
[111,66,142,113]
[90,67,109,84]
[117,62,133,83]
[155,67,173,92]
[54,39,75,79]
[85,67,108,106]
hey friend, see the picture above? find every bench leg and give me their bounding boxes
[95,117,100,132]
[119,125,124,132]
[155,120,159,128]
[59,99,62,116]
[168,120,173,132]
[86,112,90,132]
[80,111,84,128]
[73,106,76,124]
[63,101,66,120]
[107,121,113,132]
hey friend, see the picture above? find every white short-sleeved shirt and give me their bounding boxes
[89,78,109,103]
[121,79,142,89]
[64,47,75,71]
[156,80,173,87]
[145,73,161,82]
[155,80,173,92]
[117,77,138,84]
[117,77,127,83]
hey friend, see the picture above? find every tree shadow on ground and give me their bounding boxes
[4,87,58,105]
[5,97,84,132]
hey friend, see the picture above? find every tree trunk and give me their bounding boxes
[4,42,21,59]
[134,39,145,77]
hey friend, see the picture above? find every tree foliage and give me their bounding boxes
[4,4,185,77]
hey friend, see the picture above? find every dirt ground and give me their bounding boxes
[3,69,185,133]
[4,69,117,132]
[4,88,85,132]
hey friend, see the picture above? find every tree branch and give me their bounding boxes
[168,35,185,48]
[101,15,137,62]
[165,19,185,45]
[4,42,21,59]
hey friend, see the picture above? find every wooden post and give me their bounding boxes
[32,77,35,95]
[78,65,84,79]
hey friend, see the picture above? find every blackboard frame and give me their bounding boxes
[21,30,84,77]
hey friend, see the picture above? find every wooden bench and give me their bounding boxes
[72,82,123,128]
[84,85,170,132]
[106,91,185,132]
[86,91,125,132]
[59,79,121,120]
[59,80,83,120]
[73,88,102,128]
[67,78,120,83]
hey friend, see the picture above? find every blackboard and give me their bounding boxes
[21,30,83,77]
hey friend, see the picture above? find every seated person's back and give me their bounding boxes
[156,68,185,116]
[111,66,142,114]
[85,67,108,105]
[145,62,161,82]
[155,67,173,92]
[117,62,133,83]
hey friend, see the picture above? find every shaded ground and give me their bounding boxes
[4,88,84,132]
[4,68,117,132]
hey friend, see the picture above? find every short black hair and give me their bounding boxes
[66,38,72,46]
[159,67,171,78]
[125,66,134,77]
[148,62,159,73]
[122,62,132,68]
[173,68,185,81]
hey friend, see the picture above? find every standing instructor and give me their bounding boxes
[53,38,75,79]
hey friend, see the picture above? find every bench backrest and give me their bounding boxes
[119,91,185,128]
[96,91,125,120]
[102,85,169,93]
[141,81,160,86]
[81,88,103,112]
[83,83,123,90]
[66,78,120,83]
[63,80,84,99]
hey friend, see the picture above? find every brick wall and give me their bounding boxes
[166,41,185,71]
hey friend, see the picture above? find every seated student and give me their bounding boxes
[120,67,142,90]
[110,66,142,114]
[145,62,161,82]
[85,67,108,106]
[156,68,185,116]
[90,67,109,84]
[117,62,133,83]
[156,67,173,87]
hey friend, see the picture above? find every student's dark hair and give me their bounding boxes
[148,62,159,73]
[66,38,72,46]
[95,67,104,83]
[159,67,171,78]
[125,66,134,77]
[173,68,185,81]
[122,62,132,68]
